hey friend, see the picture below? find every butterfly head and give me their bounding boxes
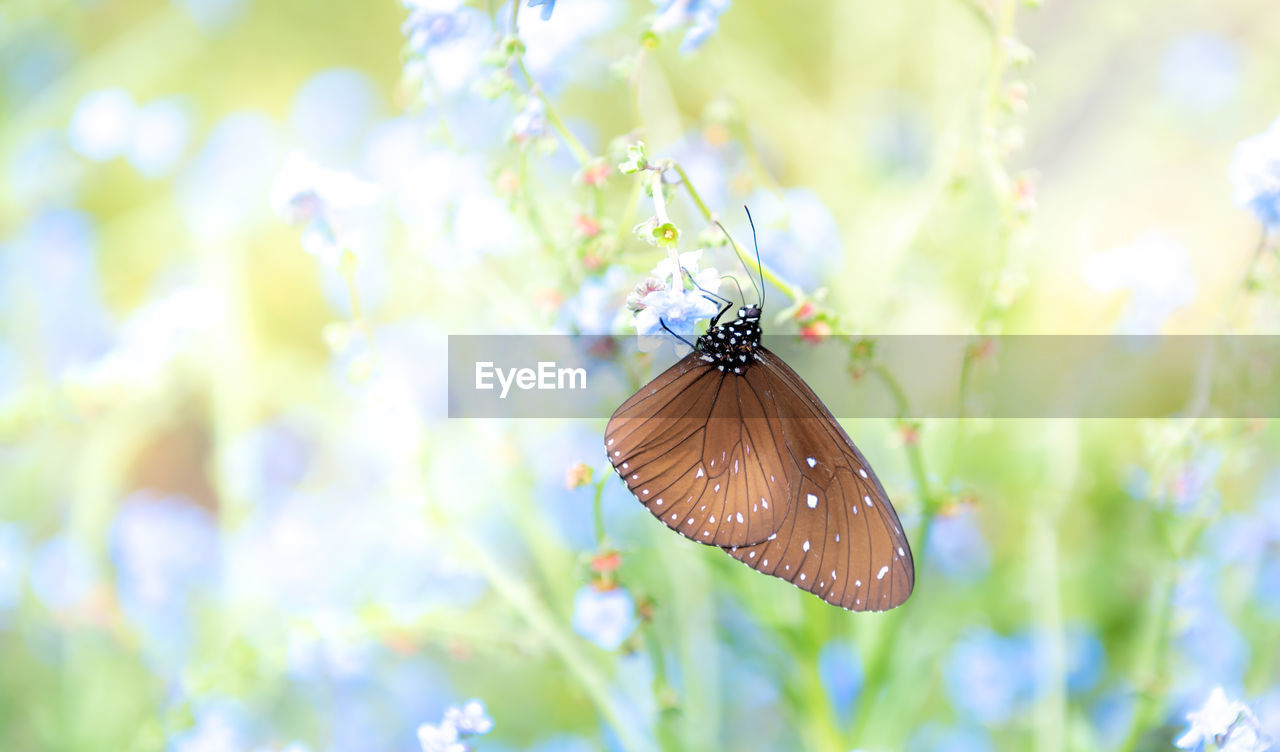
[696,304,763,374]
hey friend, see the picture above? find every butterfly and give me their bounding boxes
[604,213,914,612]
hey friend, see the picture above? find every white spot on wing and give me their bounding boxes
[802,540,810,552]
[806,493,818,509]
[696,467,705,478]
[859,468,868,478]
[806,457,816,467]
[877,566,889,580]
[736,512,744,523]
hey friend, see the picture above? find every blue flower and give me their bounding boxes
[172,0,252,33]
[817,640,863,722]
[907,723,994,752]
[29,535,95,611]
[943,629,1031,724]
[1091,684,1137,749]
[1160,33,1240,112]
[290,68,383,162]
[1230,116,1280,230]
[734,188,841,292]
[527,0,555,20]
[652,0,731,54]
[402,0,473,52]
[572,585,638,650]
[925,508,990,582]
[1173,563,1250,698]
[562,266,629,333]
[401,4,491,97]
[2,208,113,375]
[629,250,722,354]
[110,494,218,669]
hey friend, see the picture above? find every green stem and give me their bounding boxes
[455,530,656,752]
[644,628,682,752]
[1118,565,1178,752]
[514,57,593,166]
[668,162,807,302]
[592,474,607,547]
[871,365,936,515]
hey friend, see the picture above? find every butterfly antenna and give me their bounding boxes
[715,214,764,309]
[683,268,734,325]
[720,274,747,304]
[659,318,697,349]
[743,205,765,310]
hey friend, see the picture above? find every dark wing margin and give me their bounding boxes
[723,347,915,612]
[605,352,792,548]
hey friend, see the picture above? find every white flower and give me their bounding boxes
[417,721,465,752]
[1176,687,1271,751]
[270,150,379,268]
[1229,115,1280,230]
[1081,231,1195,333]
[571,585,638,650]
[443,699,493,736]
[67,88,137,162]
[629,249,722,354]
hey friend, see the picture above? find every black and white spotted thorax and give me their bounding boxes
[696,305,762,374]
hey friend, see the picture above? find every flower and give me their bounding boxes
[269,150,379,268]
[1229,116,1280,230]
[401,0,471,52]
[1081,231,1196,333]
[943,629,1032,724]
[562,266,628,333]
[128,97,191,178]
[652,0,731,54]
[1176,687,1271,751]
[565,462,593,489]
[444,699,494,735]
[925,507,990,582]
[800,320,831,343]
[67,88,136,162]
[417,722,465,752]
[629,250,722,352]
[527,0,555,20]
[512,98,547,143]
[1160,33,1240,112]
[572,584,637,650]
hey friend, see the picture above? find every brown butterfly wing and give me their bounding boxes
[605,352,790,547]
[724,347,915,612]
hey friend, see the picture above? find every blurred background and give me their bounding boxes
[2,0,1280,750]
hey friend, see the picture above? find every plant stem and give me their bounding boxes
[513,56,593,166]
[668,161,807,302]
[455,530,656,752]
[592,474,607,547]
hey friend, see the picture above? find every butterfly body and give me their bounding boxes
[605,300,915,612]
